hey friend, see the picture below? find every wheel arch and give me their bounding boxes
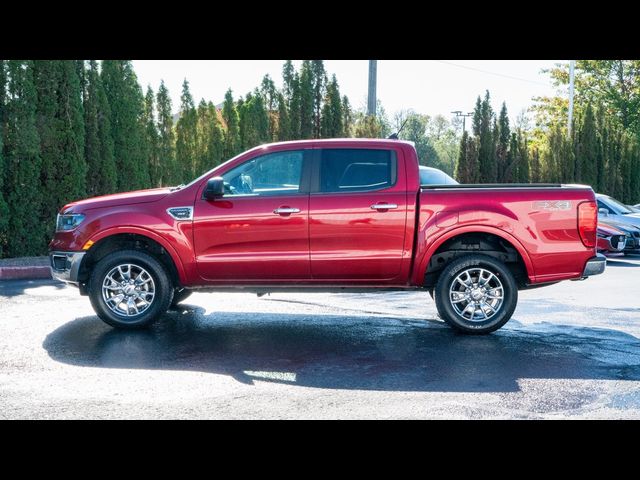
[415,225,535,288]
[78,228,186,288]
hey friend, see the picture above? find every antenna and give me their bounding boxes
[388,117,410,140]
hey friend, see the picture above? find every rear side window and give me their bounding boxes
[319,149,396,193]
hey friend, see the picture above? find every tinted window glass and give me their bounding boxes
[597,200,613,214]
[221,150,304,196]
[319,149,396,193]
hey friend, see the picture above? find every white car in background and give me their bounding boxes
[596,193,640,228]
[419,166,459,186]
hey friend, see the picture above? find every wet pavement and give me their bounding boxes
[1,256,639,419]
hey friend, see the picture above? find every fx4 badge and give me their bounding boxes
[533,200,572,211]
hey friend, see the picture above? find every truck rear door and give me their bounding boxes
[308,147,408,280]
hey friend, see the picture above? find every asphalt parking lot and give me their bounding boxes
[1,255,639,419]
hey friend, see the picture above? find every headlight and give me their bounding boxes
[56,213,85,232]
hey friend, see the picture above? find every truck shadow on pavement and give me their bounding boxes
[43,306,640,393]
[0,279,66,298]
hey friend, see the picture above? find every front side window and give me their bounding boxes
[221,150,304,196]
[319,149,396,193]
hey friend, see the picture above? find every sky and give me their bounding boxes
[133,60,566,123]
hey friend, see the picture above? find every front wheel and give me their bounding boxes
[88,249,174,329]
[434,254,518,334]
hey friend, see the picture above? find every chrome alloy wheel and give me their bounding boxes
[448,267,504,322]
[101,263,156,317]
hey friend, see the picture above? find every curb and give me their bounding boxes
[0,266,52,280]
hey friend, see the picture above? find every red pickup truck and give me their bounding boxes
[49,139,605,334]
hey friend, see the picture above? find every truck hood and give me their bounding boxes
[61,187,173,213]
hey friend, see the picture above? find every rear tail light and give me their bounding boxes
[578,201,597,248]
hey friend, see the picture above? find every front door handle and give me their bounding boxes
[370,203,398,210]
[274,207,301,215]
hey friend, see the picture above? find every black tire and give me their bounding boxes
[170,288,192,308]
[88,249,174,329]
[433,254,518,335]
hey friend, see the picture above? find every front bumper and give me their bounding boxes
[582,253,606,277]
[49,251,86,284]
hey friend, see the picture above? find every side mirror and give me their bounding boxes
[204,177,225,200]
[598,208,609,216]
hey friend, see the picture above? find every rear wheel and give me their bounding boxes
[88,249,173,329]
[434,254,517,334]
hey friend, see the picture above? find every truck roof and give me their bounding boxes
[247,138,415,151]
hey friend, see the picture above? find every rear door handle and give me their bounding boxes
[274,207,301,215]
[370,203,398,210]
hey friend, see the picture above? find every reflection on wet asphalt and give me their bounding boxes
[1,256,639,419]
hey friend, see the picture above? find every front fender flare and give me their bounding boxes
[87,226,188,284]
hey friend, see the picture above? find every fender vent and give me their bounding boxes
[167,207,193,221]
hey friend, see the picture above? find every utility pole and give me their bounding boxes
[451,110,473,133]
[367,60,377,116]
[568,60,576,136]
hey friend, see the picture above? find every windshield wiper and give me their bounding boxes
[169,184,185,192]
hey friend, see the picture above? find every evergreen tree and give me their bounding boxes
[474,91,496,182]
[298,61,314,139]
[604,122,622,196]
[496,102,510,181]
[156,80,176,186]
[195,99,224,174]
[175,79,197,182]
[84,60,116,196]
[34,60,86,245]
[320,74,343,138]
[530,146,541,183]
[222,89,240,159]
[456,130,479,183]
[143,86,160,186]
[195,99,208,175]
[541,125,568,183]
[101,60,150,191]
[282,60,296,101]
[276,92,290,141]
[282,60,300,138]
[455,130,469,182]
[0,60,8,257]
[472,96,482,135]
[207,101,225,168]
[260,74,278,141]
[595,104,607,193]
[238,90,269,150]
[507,132,518,182]
[289,72,302,139]
[576,103,598,187]
[628,140,640,203]
[516,130,530,183]
[342,95,353,137]
[4,61,44,256]
[311,60,327,138]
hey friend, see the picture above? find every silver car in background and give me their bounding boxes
[596,193,640,228]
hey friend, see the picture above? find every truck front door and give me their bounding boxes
[193,149,311,281]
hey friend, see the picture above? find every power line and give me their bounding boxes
[434,60,550,87]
